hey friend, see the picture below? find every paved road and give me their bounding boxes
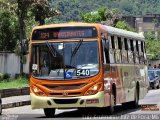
[1,89,160,120]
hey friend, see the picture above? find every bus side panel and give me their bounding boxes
[121,64,135,103]
[103,64,124,106]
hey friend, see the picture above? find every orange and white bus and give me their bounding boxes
[29,22,148,117]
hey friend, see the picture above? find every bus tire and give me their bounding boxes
[44,108,55,118]
[107,88,116,114]
[131,86,139,108]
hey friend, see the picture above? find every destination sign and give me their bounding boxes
[32,27,98,40]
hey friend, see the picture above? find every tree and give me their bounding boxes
[144,31,160,60]
[80,8,134,31]
[1,0,60,75]
[30,0,61,25]
[0,0,19,52]
[0,11,17,51]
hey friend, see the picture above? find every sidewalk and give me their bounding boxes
[2,95,31,109]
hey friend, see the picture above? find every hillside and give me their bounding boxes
[48,0,160,23]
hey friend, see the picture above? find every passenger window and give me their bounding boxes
[114,36,118,49]
[128,39,134,63]
[115,50,121,63]
[141,41,144,52]
[130,40,134,51]
[124,38,128,50]
[110,49,115,63]
[136,41,139,52]
[134,40,139,64]
[102,37,110,64]
[105,40,110,63]
[111,36,115,49]
[118,37,122,50]
[109,36,115,63]
[128,39,131,50]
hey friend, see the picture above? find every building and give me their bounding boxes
[122,13,160,37]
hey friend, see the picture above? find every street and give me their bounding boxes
[1,89,160,120]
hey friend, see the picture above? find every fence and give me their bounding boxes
[0,52,29,79]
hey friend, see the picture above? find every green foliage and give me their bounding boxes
[49,0,160,22]
[115,21,135,32]
[80,8,106,23]
[80,8,134,31]
[0,10,18,51]
[145,31,160,60]
[0,77,29,89]
[0,73,3,81]
[3,73,10,80]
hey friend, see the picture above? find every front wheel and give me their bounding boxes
[44,108,55,118]
[107,90,116,115]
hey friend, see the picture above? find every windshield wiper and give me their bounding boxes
[70,39,83,64]
[45,41,57,57]
[65,39,83,73]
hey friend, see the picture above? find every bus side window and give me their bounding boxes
[130,39,134,51]
[139,41,144,64]
[118,37,122,50]
[134,40,139,64]
[128,39,134,64]
[122,38,128,63]
[105,40,110,63]
[142,41,147,64]
[111,36,115,49]
[102,36,110,64]
[109,36,115,63]
[115,37,122,63]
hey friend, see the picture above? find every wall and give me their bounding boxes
[150,60,160,68]
[0,52,29,78]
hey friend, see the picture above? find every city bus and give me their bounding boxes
[29,22,148,117]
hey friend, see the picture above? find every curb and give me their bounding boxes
[2,100,31,109]
[0,87,29,98]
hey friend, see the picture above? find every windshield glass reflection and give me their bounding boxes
[31,41,99,80]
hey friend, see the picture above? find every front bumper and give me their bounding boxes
[31,91,105,109]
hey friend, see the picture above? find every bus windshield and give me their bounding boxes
[31,41,99,80]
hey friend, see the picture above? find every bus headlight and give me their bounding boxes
[32,85,46,96]
[85,83,102,95]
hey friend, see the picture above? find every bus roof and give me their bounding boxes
[32,22,98,31]
[100,24,145,40]
[31,22,144,40]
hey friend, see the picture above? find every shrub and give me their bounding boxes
[3,73,10,80]
[15,73,20,79]
[15,73,29,79]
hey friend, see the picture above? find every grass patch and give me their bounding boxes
[0,77,29,89]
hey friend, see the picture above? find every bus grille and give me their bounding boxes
[49,92,81,96]
[44,83,86,90]
[53,98,78,104]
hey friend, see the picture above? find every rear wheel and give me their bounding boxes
[131,87,139,108]
[44,108,55,118]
